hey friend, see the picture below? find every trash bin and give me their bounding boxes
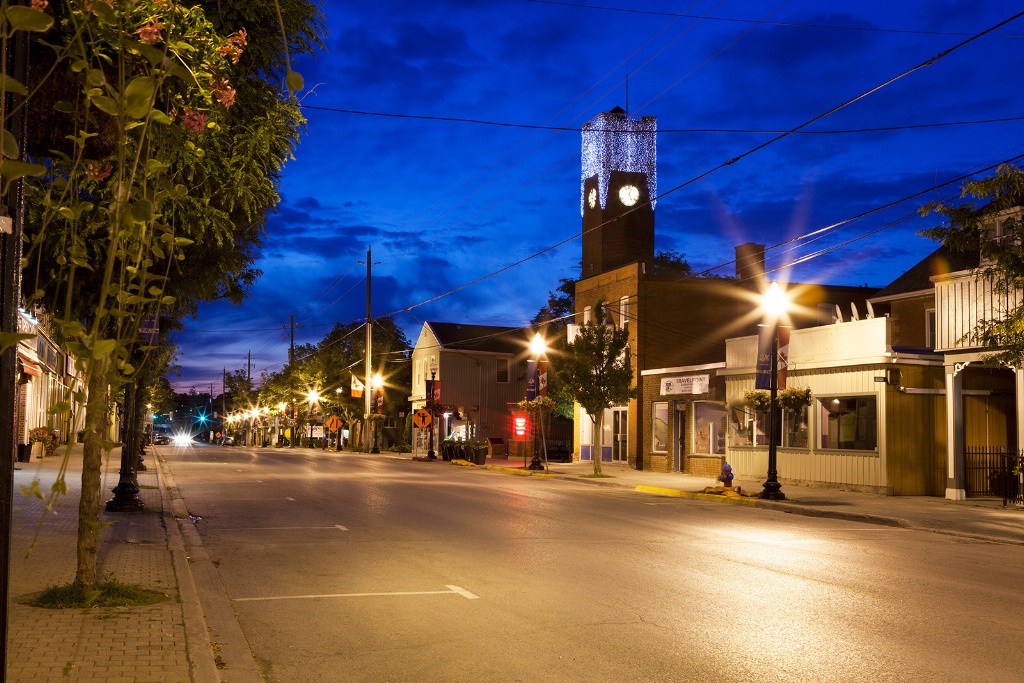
[17,443,30,463]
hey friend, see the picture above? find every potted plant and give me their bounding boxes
[779,387,813,412]
[744,390,772,414]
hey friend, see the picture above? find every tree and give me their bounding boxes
[6,0,324,592]
[920,163,1024,365]
[651,249,693,278]
[557,302,636,475]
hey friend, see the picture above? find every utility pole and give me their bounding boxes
[1,8,31,670]
[289,312,295,447]
[364,246,372,452]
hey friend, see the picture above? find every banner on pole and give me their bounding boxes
[777,327,790,391]
[754,325,773,391]
[526,361,537,401]
[425,379,433,408]
[351,375,364,398]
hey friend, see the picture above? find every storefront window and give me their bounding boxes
[819,396,877,450]
[694,402,726,454]
[782,406,809,448]
[652,402,668,452]
[729,407,754,447]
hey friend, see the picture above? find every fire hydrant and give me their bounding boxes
[718,462,734,488]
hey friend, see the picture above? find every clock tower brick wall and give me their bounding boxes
[581,170,654,280]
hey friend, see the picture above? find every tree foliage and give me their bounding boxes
[4,0,324,591]
[920,163,1024,365]
[557,302,636,474]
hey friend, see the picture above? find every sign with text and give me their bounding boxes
[660,375,710,396]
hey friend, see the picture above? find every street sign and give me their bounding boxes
[326,415,342,431]
[412,409,432,429]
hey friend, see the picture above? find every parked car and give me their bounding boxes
[152,430,169,445]
[221,435,235,446]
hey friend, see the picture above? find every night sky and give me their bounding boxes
[168,0,1024,392]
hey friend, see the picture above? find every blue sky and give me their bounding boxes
[168,0,1024,392]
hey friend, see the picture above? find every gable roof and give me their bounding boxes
[426,322,527,356]
[870,244,979,301]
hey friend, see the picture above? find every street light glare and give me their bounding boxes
[372,373,384,389]
[530,332,546,356]
[307,389,320,403]
[762,281,788,317]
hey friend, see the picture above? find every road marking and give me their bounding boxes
[215,525,349,531]
[285,497,295,501]
[233,585,479,602]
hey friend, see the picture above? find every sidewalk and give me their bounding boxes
[482,456,1024,545]
[6,446,1022,683]
[7,444,217,683]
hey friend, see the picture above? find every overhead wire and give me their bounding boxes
[378,9,1024,317]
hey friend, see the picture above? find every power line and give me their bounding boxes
[301,104,1023,135]
[381,10,1024,318]
[523,0,1024,39]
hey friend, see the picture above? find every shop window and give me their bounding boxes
[729,407,754,447]
[694,402,726,454]
[782,405,809,448]
[819,396,877,451]
[652,402,668,452]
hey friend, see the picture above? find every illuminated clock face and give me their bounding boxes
[619,184,640,206]
[587,187,597,209]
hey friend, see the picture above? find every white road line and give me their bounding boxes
[233,585,479,602]
[215,526,349,531]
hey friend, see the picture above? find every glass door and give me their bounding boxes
[612,407,628,462]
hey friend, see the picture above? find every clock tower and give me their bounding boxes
[581,106,656,280]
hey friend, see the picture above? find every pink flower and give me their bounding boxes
[180,109,209,133]
[135,20,163,45]
[83,0,111,13]
[211,78,236,108]
[219,28,248,64]
[84,163,112,182]
[31,0,49,10]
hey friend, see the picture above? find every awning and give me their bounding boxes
[19,358,41,377]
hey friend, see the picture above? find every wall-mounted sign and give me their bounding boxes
[660,375,709,396]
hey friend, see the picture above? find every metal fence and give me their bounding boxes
[964,446,1024,506]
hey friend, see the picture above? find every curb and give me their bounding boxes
[157,453,266,683]
[484,465,553,478]
[157,455,220,683]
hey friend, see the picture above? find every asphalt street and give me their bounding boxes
[162,444,1024,683]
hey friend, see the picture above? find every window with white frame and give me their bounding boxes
[819,396,877,451]
[496,357,509,383]
[782,405,809,448]
[925,308,936,348]
[620,296,630,329]
[652,402,668,452]
[694,402,727,454]
[583,305,592,324]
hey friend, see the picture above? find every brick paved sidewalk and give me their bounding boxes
[7,444,214,683]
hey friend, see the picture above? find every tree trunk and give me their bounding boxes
[592,413,602,476]
[75,360,110,591]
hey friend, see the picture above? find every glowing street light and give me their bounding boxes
[528,332,548,471]
[370,373,384,453]
[759,281,789,501]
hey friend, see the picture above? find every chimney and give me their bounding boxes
[735,243,765,284]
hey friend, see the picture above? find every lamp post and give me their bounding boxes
[760,281,787,501]
[370,373,383,453]
[427,359,438,459]
[528,332,547,471]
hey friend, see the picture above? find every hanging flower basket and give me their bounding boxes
[29,427,58,458]
[744,390,772,413]
[779,387,813,411]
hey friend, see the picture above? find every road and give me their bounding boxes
[164,445,1024,683]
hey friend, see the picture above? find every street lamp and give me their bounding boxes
[760,281,788,501]
[370,373,383,453]
[528,332,547,471]
[427,358,438,459]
